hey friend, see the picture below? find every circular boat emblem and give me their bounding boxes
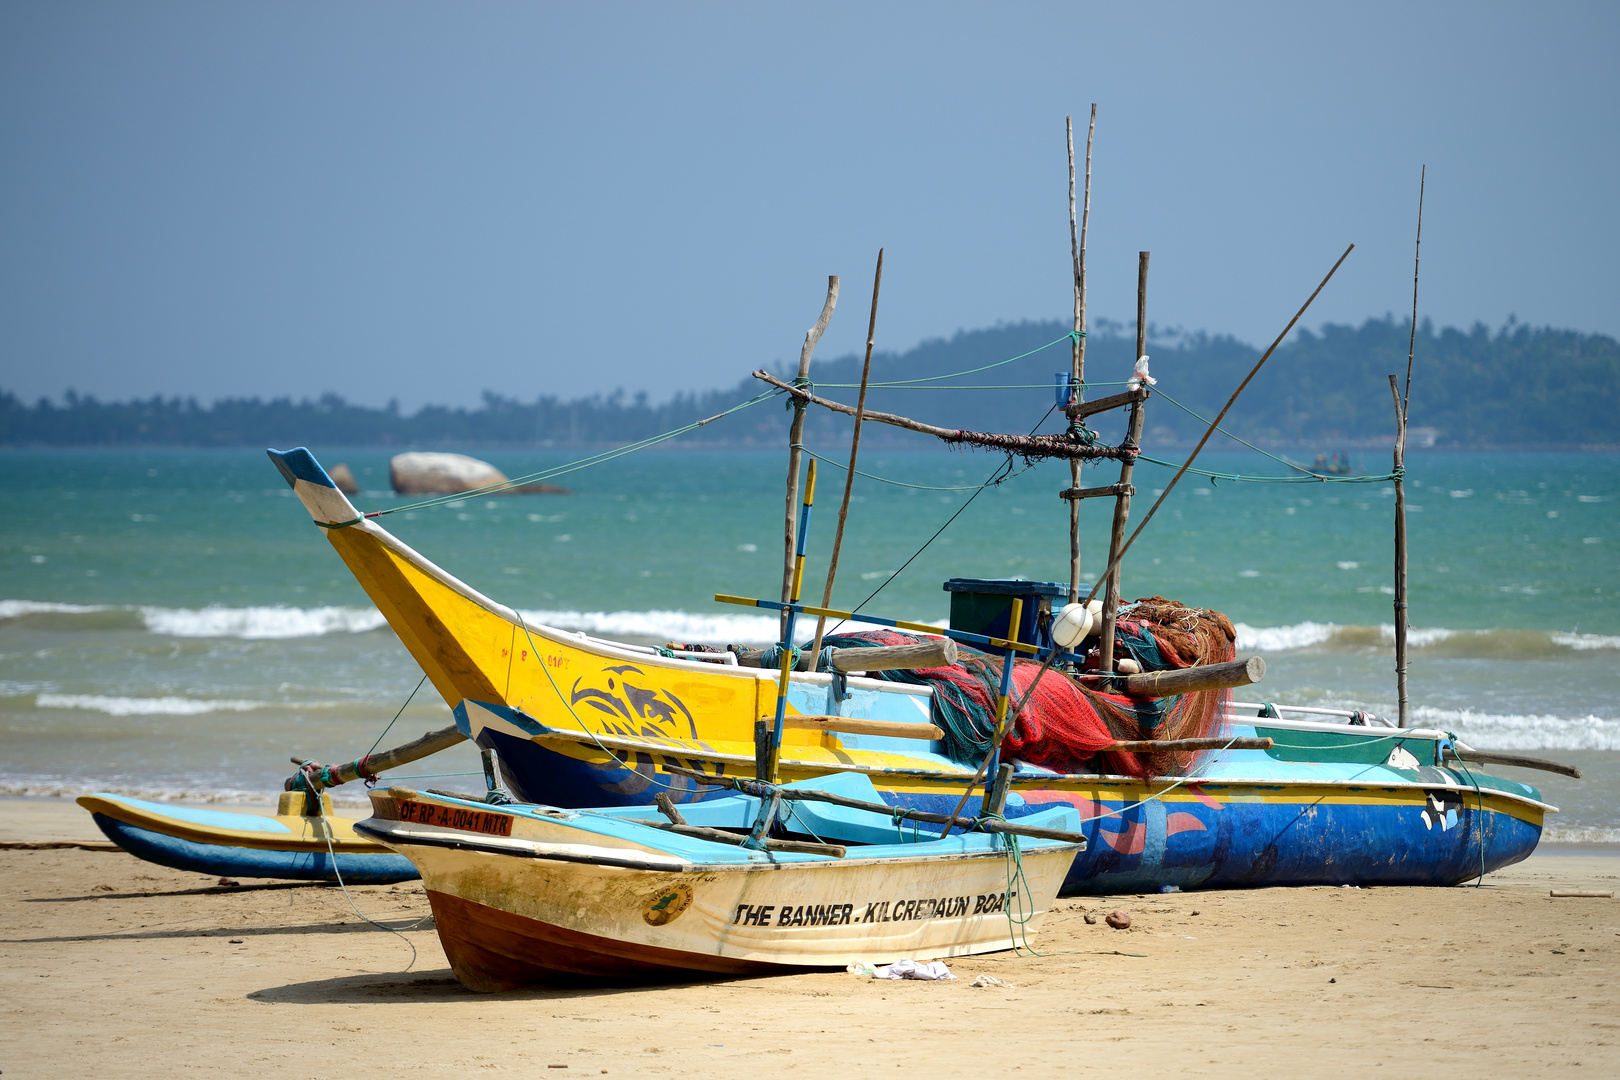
[643,882,694,926]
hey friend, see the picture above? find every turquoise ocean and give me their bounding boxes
[1,446,1615,841]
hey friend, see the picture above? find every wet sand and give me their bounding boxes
[2,799,1616,1079]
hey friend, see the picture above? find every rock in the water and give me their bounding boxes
[1105,910,1132,930]
[328,463,361,496]
[389,452,570,495]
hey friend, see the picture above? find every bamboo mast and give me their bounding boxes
[810,251,883,665]
[1095,252,1150,674]
[1393,165,1425,728]
[779,278,840,639]
[1066,107,1096,603]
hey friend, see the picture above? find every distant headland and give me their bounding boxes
[3,317,1615,451]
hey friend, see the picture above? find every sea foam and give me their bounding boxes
[1234,620,1620,657]
[520,608,927,645]
[33,694,272,717]
[1411,705,1620,752]
[139,605,387,639]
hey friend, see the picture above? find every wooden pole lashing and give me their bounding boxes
[810,251,883,665]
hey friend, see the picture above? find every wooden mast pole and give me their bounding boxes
[1096,252,1149,675]
[779,278,840,640]
[1393,165,1425,729]
[1066,107,1096,603]
[810,251,883,666]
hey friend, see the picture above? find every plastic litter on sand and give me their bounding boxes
[847,959,957,980]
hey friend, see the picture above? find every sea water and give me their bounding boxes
[1,446,1615,840]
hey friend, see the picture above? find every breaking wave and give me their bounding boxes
[0,779,374,808]
[1235,621,1620,658]
[520,608,934,645]
[5,597,1616,659]
[33,694,273,717]
[0,599,387,639]
[1411,706,1620,752]
[139,605,386,638]
[1541,826,1620,844]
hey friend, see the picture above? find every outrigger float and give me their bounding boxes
[77,790,416,884]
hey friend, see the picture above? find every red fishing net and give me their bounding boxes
[823,597,1236,778]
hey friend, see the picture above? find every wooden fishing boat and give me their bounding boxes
[78,790,418,884]
[353,771,1080,989]
[266,445,1561,893]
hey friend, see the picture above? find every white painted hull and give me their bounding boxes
[359,788,1076,990]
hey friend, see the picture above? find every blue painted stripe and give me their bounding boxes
[92,814,418,883]
[266,447,337,490]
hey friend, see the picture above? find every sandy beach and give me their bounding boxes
[0,798,1614,1079]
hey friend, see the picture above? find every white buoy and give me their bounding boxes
[1051,603,1094,648]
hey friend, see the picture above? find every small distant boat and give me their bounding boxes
[355,772,1080,989]
[79,791,418,884]
[1309,452,1354,475]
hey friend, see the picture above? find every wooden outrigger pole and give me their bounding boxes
[1066,107,1096,604]
[779,278,840,639]
[809,250,884,665]
[1392,165,1426,729]
[1094,252,1151,674]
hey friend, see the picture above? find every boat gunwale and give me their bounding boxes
[503,725,1557,813]
[356,814,1079,872]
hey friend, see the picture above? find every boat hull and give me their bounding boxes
[358,787,1077,991]
[470,721,1546,894]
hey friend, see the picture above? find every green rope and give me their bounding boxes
[363,674,430,760]
[369,770,483,780]
[1140,386,1401,485]
[1136,454,1402,486]
[791,443,1037,491]
[1444,732,1490,887]
[359,387,784,519]
[1261,734,1405,749]
[1150,387,1328,477]
[816,332,1081,389]
[814,380,1133,391]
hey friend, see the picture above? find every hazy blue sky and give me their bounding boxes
[2,2,1615,409]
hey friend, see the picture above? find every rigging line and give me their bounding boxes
[363,387,785,518]
[363,674,430,761]
[825,332,1080,388]
[317,822,433,945]
[516,615,687,794]
[790,444,1028,491]
[1133,455,1400,485]
[822,402,1061,637]
[1149,386,1320,476]
[813,380,1134,390]
[1082,243,1356,608]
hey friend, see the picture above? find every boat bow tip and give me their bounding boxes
[267,447,363,527]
